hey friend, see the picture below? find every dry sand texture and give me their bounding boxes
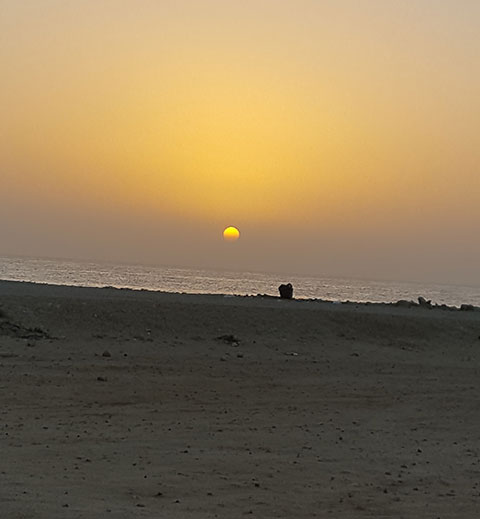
[1,280,480,518]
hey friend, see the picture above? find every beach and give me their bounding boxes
[1,280,479,518]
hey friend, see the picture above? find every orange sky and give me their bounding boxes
[1,1,479,284]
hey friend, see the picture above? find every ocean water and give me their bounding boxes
[0,256,478,307]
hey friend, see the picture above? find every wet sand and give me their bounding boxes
[1,280,479,518]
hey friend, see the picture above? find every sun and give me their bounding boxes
[223,226,240,242]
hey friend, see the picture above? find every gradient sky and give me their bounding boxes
[1,0,479,284]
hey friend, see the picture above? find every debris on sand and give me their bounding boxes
[0,320,52,340]
[392,299,477,312]
[216,334,240,346]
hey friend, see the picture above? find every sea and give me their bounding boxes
[0,256,478,307]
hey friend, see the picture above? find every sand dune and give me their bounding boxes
[1,280,479,518]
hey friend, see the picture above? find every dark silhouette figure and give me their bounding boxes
[278,283,293,299]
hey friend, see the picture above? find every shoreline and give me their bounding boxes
[2,255,479,308]
[1,278,478,313]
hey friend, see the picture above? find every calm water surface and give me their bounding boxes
[0,256,478,307]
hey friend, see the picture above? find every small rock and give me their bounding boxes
[102,350,111,357]
[395,299,415,308]
[418,296,432,308]
[460,304,475,311]
[216,334,240,346]
[97,376,107,382]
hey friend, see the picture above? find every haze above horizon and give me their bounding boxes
[1,1,479,285]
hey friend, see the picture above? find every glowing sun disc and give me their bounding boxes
[223,226,240,242]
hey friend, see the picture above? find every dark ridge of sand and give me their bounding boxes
[1,279,479,518]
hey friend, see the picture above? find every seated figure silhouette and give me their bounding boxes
[278,283,293,299]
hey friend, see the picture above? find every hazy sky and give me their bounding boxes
[1,0,479,284]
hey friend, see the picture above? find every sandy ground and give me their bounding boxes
[1,280,480,518]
